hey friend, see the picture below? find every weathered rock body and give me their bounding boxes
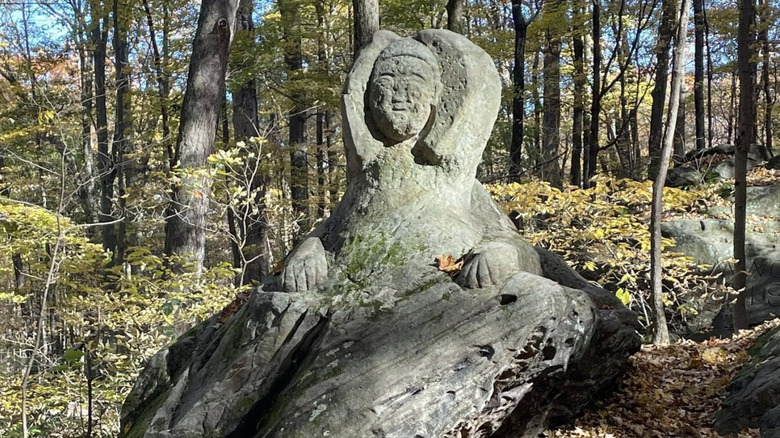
[715,326,780,436]
[662,214,780,331]
[121,30,639,438]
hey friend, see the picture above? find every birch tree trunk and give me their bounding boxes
[650,0,690,345]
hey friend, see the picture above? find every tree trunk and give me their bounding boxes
[231,0,268,284]
[327,112,339,209]
[693,0,706,151]
[541,0,562,188]
[616,22,632,179]
[280,0,309,240]
[73,1,96,224]
[510,0,529,182]
[673,85,686,159]
[733,0,756,331]
[114,0,133,266]
[728,70,736,144]
[532,50,541,167]
[648,0,677,180]
[650,0,690,345]
[315,0,329,219]
[164,0,241,275]
[352,0,379,60]
[704,1,714,149]
[91,1,116,254]
[571,1,585,187]
[143,0,174,170]
[446,0,464,34]
[584,0,601,186]
[758,0,773,158]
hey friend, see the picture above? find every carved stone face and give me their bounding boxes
[369,55,438,142]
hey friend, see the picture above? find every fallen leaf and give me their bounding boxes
[435,254,463,276]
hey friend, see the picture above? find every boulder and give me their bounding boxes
[767,155,780,170]
[662,218,780,330]
[120,29,640,438]
[762,406,780,438]
[665,166,702,188]
[715,326,780,435]
[683,143,766,181]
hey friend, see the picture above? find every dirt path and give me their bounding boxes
[546,320,779,438]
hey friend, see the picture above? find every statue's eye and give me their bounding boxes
[375,76,393,90]
[407,83,425,99]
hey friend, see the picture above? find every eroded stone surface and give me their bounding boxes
[120,30,639,438]
[275,29,541,295]
[715,326,780,435]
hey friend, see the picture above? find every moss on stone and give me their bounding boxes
[120,386,170,438]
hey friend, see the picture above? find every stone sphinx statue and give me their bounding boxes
[278,29,542,295]
[120,30,639,438]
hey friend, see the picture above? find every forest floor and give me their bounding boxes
[545,320,780,438]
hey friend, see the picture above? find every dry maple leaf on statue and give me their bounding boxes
[435,254,463,276]
[272,259,284,275]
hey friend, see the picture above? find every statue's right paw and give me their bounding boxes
[280,237,328,292]
[456,242,521,289]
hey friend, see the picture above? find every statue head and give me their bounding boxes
[368,39,442,142]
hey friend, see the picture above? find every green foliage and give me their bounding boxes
[0,200,238,437]
[491,175,732,331]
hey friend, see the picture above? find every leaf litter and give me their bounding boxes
[545,320,780,438]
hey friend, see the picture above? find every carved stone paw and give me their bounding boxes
[456,242,522,289]
[280,237,328,292]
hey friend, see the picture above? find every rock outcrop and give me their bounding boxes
[715,326,780,436]
[662,209,780,331]
[120,30,640,438]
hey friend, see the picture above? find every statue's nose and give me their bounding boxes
[391,86,410,103]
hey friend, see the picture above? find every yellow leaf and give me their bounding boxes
[435,254,463,276]
[616,288,631,306]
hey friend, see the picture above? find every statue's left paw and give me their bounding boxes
[280,237,328,292]
[456,242,521,289]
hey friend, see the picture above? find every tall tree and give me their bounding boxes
[90,0,116,255]
[673,85,686,159]
[232,0,268,284]
[693,0,706,151]
[733,0,757,331]
[164,0,241,275]
[541,0,563,187]
[446,0,464,34]
[584,0,601,186]
[647,0,677,180]
[315,0,332,219]
[532,50,542,167]
[353,0,379,59]
[570,0,585,187]
[280,0,309,239]
[758,0,773,158]
[143,0,174,170]
[650,0,690,345]
[509,0,540,182]
[113,0,133,265]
